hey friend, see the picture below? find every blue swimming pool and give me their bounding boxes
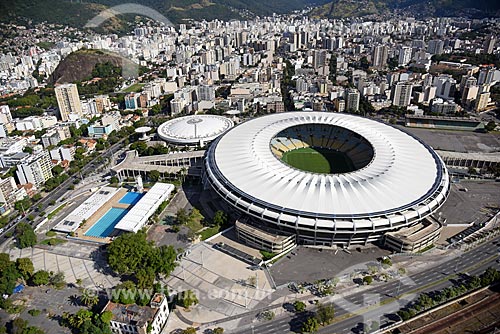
[119,192,143,205]
[85,208,128,238]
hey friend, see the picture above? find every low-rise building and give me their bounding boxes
[103,293,169,334]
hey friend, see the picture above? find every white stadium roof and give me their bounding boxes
[157,115,234,145]
[205,112,450,236]
[115,183,174,233]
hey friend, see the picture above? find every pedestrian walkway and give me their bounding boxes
[5,241,120,289]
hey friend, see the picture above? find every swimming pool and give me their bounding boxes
[84,208,128,238]
[119,192,143,205]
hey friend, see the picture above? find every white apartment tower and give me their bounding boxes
[372,45,389,69]
[55,84,82,121]
[16,151,53,187]
[391,82,413,107]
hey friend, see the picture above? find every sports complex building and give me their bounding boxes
[54,183,174,242]
[157,114,234,146]
[203,112,450,248]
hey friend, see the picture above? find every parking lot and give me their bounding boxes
[437,181,500,225]
[400,126,500,153]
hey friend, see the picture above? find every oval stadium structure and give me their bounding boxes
[157,115,234,146]
[204,112,450,247]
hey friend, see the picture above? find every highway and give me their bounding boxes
[233,238,500,334]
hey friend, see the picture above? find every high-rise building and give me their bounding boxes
[478,67,496,85]
[16,151,53,187]
[0,105,12,124]
[427,40,444,55]
[197,85,215,102]
[398,46,412,66]
[372,45,388,69]
[483,35,496,54]
[55,84,82,121]
[391,82,413,107]
[124,93,139,110]
[0,176,18,206]
[475,92,490,112]
[433,75,456,99]
[170,98,185,115]
[334,98,345,112]
[345,89,360,112]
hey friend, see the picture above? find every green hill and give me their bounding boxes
[0,0,331,30]
[311,0,500,19]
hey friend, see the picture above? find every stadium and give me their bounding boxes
[203,112,450,247]
[157,114,234,146]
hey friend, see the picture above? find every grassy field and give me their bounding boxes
[122,83,144,93]
[281,147,354,173]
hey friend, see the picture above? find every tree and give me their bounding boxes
[106,231,176,277]
[113,280,137,305]
[381,257,392,268]
[485,121,496,132]
[136,267,155,289]
[68,309,93,329]
[212,327,224,334]
[316,303,335,325]
[31,270,50,286]
[480,267,500,286]
[179,290,198,309]
[16,258,34,280]
[182,328,197,334]
[110,176,119,184]
[100,310,113,324]
[363,276,373,285]
[468,275,481,289]
[50,271,66,289]
[294,300,306,313]
[52,165,64,176]
[176,208,190,225]
[212,210,227,226]
[149,170,160,182]
[0,254,21,295]
[15,223,37,248]
[81,289,99,307]
[302,316,319,333]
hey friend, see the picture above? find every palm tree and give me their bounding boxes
[80,289,99,307]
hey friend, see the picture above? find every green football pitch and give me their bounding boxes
[281,147,355,173]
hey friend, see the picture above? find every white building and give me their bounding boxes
[391,82,413,107]
[104,293,169,334]
[16,151,53,187]
[55,84,83,121]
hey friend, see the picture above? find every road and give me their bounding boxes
[232,239,500,334]
[0,139,126,242]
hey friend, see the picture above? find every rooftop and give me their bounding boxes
[115,183,175,233]
[157,115,233,145]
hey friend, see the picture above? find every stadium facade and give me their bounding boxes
[203,112,450,247]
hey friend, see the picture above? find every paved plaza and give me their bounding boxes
[4,241,120,289]
[164,242,273,331]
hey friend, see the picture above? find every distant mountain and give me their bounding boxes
[311,0,500,19]
[0,0,331,30]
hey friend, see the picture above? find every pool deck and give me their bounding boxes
[73,188,132,243]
